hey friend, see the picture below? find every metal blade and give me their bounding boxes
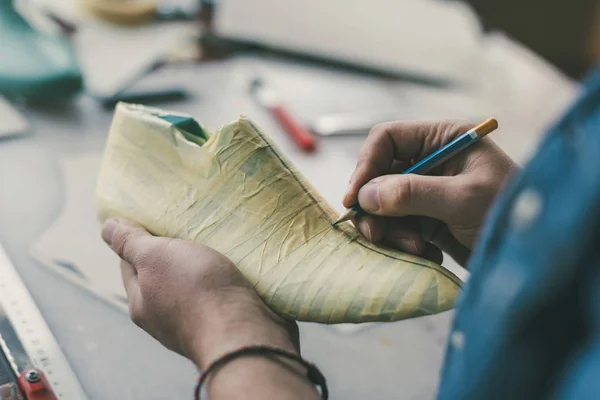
[0,244,87,399]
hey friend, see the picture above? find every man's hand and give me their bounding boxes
[344,120,518,266]
[101,218,298,369]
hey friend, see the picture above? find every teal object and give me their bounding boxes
[0,0,82,100]
[159,115,209,146]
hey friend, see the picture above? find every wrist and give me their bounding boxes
[184,288,298,369]
[200,348,323,400]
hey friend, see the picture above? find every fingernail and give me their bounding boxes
[348,172,355,185]
[358,183,380,212]
[399,238,420,254]
[102,218,118,245]
[356,218,372,241]
[343,184,352,201]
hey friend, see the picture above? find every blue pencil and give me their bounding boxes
[333,118,498,225]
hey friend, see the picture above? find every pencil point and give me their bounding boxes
[332,208,357,226]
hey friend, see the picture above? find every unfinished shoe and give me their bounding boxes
[96,103,461,323]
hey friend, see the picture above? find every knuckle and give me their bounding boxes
[129,303,144,327]
[111,225,132,258]
[464,176,495,199]
[445,120,475,136]
[113,228,159,267]
[358,123,397,171]
[358,124,389,163]
[416,120,475,152]
[368,122,390,138]
[368,121,399,144]
[455,178,495,219]
[426,120,475,144]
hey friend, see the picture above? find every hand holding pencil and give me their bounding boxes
[336,118,498,223]
[340,119,519,267]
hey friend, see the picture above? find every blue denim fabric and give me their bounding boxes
[438,67,600,400]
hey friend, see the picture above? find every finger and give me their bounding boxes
[121,260,144,326]
[343,120,474,207]
[353,214,385,243]
[427,224,471,267]
[421,243,443,265]
[102,218,155,266]
[357,174,467,223]
[380,217,425,255]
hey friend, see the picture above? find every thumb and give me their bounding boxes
[102,218,156,266]
[357,174,464,223]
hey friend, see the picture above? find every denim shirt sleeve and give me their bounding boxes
[437,66,600,400]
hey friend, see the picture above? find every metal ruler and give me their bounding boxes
[0,244,87,399]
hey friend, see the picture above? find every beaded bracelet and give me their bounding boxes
[194,345,328,399]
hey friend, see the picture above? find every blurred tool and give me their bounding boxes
[93,35,210,108]
[43,11,77,36]
[250,77,317,152]
[95,37,205,108]
[0,244,88,399]
[100,88,187,109]
[69,0,198,99]
[0,97,28,139]
[81,0,200,25]
[0,0,82,101]
[95,58,189,108]
[310,112,404,136]
[208,0,482,86]
[334,118,499,224]
[198,0,216,32]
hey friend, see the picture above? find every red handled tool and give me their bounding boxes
[17,369,57,400]
[250,77,317,152]
[0,244,87,399]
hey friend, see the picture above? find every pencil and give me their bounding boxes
[333,118,498,225]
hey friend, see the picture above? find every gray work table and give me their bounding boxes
[0,45,577,399]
